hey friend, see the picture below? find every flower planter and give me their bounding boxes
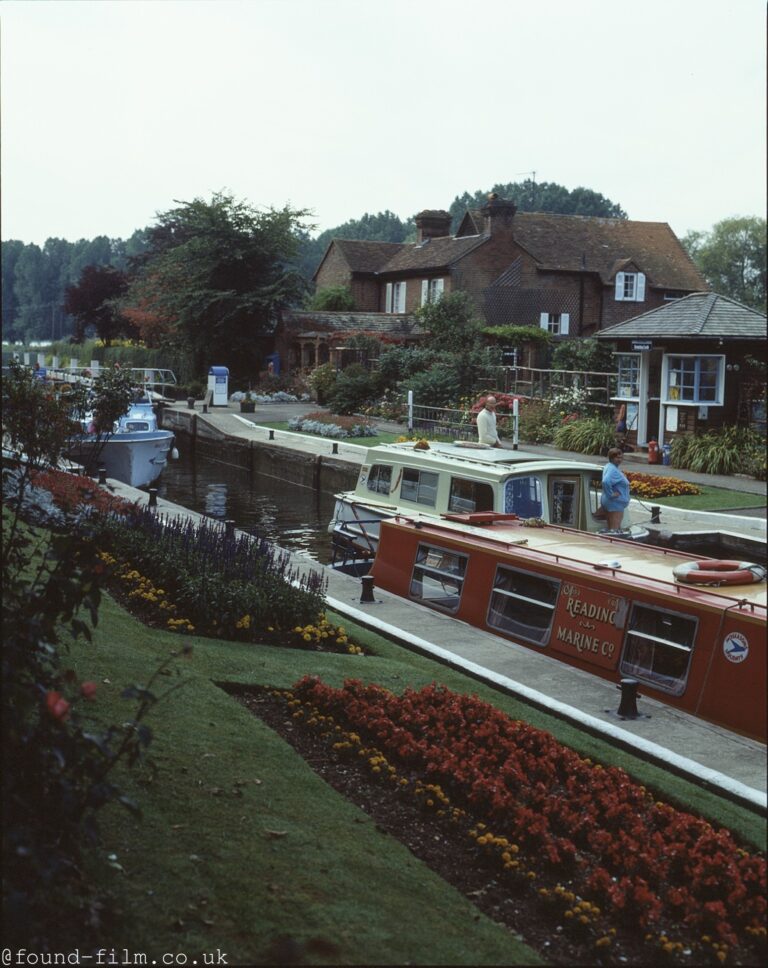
[240,401,256,413]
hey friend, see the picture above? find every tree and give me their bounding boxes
[447,179,627,231]
[64,265,133,345]
[417,291,483,355]
[306,285,356,311]
[1,240,25,341]
[682,217,766,312]
[121,193,310,377]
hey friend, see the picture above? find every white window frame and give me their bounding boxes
[385,281,406,313]
[421,277,445,307]
[614,353,641,399]
[661,354,725,406]
[615,271,646,302]
[539,312,570,335]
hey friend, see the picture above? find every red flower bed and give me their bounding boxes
[29,468,138,516]
[290,677,766,956]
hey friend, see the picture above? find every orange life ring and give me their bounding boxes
[673,559,767,585]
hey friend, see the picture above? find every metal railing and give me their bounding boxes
[476,365,617,410]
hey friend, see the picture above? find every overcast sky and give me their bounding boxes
[2,0,765,247]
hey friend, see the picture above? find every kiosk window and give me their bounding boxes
[487,566,559,645]
[410,544,468,612]
[620,604,696,696]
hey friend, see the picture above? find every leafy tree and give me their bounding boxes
[682,217,766,312]
[417,291,483,355]
[307,285,356,311]
[550,337,615,373]
[122,193,309,376]
[481,324,552,349]
[448,179,627,231]
[64,265,133,345]
[1,240,25,341]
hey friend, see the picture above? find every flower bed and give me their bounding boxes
[288,411,378,439]
[280,677,766,963]
[626,473,701,499]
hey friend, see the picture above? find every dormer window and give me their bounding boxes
[615,271,646,302]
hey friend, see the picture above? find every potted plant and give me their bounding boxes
[240,391,256,413]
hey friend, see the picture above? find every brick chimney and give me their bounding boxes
[414,209,452,243]
[481,194,517,235]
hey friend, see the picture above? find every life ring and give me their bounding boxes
[673,559,767,585]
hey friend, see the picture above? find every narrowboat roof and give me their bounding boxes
[361,441,602,477]
[384,515,768,610]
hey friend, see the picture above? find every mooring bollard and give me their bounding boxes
[332,442,339,455]
[225,519,235,540]
[617,678,641,719]
[98,466,107,485]
[187,397,195,409]
[202,402,208,414]
[148,488,158,508]
[360,574,375,604]
[651,505,661,524]
[269,429,275,440]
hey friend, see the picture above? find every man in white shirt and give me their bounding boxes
[476,396,501,447]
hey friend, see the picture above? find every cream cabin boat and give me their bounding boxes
[329,441,648,570]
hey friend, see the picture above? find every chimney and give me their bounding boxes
[481,194,517,235]
[414,209,452,243]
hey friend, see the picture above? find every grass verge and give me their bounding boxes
[649,485,766,512]
[68,594,765,965]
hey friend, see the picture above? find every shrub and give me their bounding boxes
[402,363,462,408]
[308,362,337,404]
[288,413,378,439]
[516,399,561,444]
[306,285,356,311]
[553,416,617,455]
[328,363,382,415]
[670,426,765,477]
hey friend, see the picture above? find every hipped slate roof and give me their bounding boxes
[595,292,768,340]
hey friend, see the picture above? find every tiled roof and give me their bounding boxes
[282,310,422,336]
[512,213,707,290]
[333,239,406,274]
[595,292,767,340]
[377,234,486,274]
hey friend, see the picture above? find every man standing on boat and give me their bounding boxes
[477,396,501,447]
[601,447,630,531]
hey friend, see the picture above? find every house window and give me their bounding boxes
[664,355,725,405]
[399,468,439,507]
[614,271,646,302]
[619,604,696,696]
[410,543,468,612]
[448,478,494,513]
[616,354,640,398]
[421,277,445,306]
[487,565,560,645]
[385,281,407,313]
[366,464,392,495]
[539,312,570,335]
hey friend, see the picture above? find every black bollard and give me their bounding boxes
[225,519,235,540]
[98,466,107,485]
[617,678,641,718]
[332,442,339,455]
[187,397,195,409]
[202,402,208,414]
[148,488,158,508]
[651,505,661,524]
[360,575,375,604]
[269,429,275,440]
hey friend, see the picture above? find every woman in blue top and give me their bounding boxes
[601,447,630,531]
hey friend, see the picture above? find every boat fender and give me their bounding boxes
[170,447,180,460]
[672,559,767,585]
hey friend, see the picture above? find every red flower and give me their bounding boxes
[80,681,98,701]
[45,690,71,721]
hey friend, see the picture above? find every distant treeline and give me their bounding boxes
[1,179,626,345]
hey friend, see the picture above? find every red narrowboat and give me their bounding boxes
[370,513,767,741]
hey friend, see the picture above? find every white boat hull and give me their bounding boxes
[66,430,175,488]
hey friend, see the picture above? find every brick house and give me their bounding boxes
[310,196,708,338]
[595,292,767,447]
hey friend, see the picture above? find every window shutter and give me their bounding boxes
[539,312,549,330]
[421,279,429,306]
[560,313,570,335]
[397,282,406,312]
[385,282,393,313]
[615,273,625,300]
[636,273,646,301]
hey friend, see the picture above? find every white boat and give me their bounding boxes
[66,392,176,488]
[329,440,648,570]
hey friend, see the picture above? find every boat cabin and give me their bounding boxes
[370,514,766,740]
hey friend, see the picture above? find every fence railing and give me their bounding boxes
[475,365,617,410]
[411,404,477,440]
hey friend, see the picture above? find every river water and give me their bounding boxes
[153,447,338,563]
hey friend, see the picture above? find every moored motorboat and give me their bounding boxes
[369,512,767,740]
[65,392,176,488]
[329,440,648,571]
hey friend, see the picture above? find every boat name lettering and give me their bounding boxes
[565,596,616,625]
[556,626,615,657]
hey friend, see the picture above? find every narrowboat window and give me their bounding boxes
[550,478,579,526]
[487,566,560,645]
[366,464,392,495]
[619,604,696,696]
[410,543,468,612]
[504,476,543,517]
[125,421,150,431]
[400,468,439,506]
[448,478,495,513]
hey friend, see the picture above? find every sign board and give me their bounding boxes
[631,340,653,351]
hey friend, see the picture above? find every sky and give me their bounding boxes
[1,0,766,247]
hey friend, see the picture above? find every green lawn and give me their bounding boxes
[650,484,766,511]
[65,592,764,965]
[252,420,457,446]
